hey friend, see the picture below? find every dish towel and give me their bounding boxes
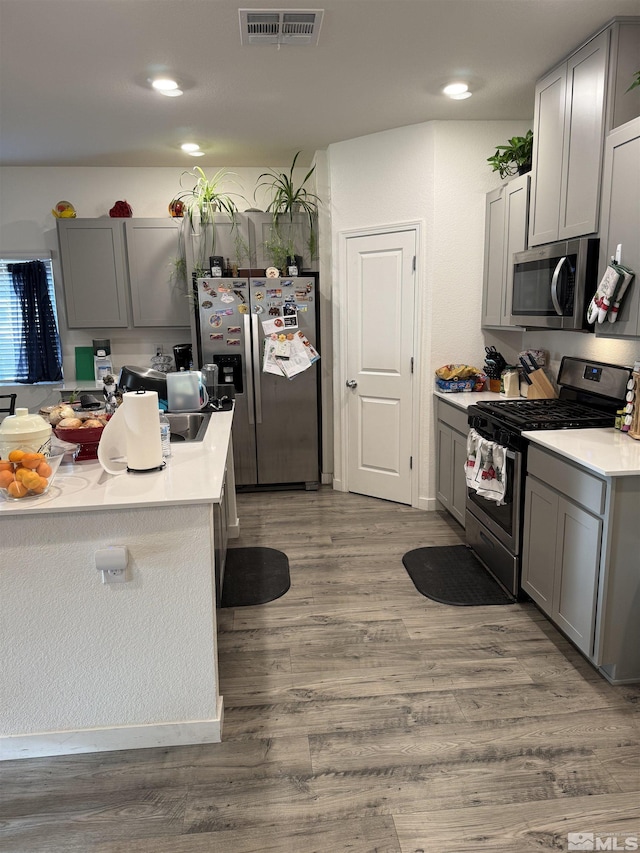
[466,431,507,506]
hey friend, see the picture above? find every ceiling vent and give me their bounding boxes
[239,9,324,46]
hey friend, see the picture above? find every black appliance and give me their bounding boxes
[511,238,599,330]
[466,357,631,597]
[173,343,193,371]
[118,365,168,399]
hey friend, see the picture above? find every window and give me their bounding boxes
[0,255,63,383]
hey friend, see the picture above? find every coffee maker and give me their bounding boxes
[173,343,193,372]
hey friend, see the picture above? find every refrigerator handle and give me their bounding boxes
[244,314,256,426]
[251,313,263,424]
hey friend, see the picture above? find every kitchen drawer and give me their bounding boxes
[527,445,606,516]
[436,398,469,435]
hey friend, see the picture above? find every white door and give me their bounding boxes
[345,228,416,504]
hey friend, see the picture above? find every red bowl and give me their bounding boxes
[54,416,110,461]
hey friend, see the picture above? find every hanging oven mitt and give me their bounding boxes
[607,264,635,323]
[586,263,622,325]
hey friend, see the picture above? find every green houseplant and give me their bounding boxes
[171,166,244,271]
[487,130,534,179]
[255,151,320,263]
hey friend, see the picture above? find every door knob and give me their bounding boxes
[346,379,358,388]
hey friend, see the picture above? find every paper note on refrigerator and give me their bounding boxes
[262,338,285,376]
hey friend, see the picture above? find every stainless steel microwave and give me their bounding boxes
[511,238,599,330]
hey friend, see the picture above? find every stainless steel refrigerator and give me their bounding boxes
[193,274,320,488]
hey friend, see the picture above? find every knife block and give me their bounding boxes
[527,368,557,399]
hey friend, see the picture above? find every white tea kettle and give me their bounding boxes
[98,390,163,474]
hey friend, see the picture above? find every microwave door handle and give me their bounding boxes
[550,256,567,316]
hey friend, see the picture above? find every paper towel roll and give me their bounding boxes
[97,390,163,475]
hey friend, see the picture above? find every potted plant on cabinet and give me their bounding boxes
[255,151,320,267]
[487,129,534,179]
[171,166,245,273]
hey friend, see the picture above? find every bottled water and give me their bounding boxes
[159,410,171,458]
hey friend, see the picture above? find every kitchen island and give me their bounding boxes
[0,410,238,761]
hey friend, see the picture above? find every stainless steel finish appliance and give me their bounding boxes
[193,274,320,489]
[511,238,599,329]
[466,357,631,597]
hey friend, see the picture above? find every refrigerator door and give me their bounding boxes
[250,276,319,486]
[196,277,257,485]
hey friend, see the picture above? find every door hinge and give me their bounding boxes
[412,255,416,272]
[410,357,414,374]
[410,456,413,469]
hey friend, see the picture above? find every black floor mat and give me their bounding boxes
[221,547,290,608]
[402,545,515,606]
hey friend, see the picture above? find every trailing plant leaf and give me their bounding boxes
[626,70,640,92]
[487,130,533,179]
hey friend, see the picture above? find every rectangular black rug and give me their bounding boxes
[221,547,290,608]
[402,545,515,606]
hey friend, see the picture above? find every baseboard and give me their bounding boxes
[227,517,240,539]
[417,496,438,511]
[321,471,332,485]
[0,698,224,761]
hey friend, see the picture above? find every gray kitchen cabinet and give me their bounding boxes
[482,174,529,328]
[58,218,190,329]
[57,219,129,328]
[529,29,609,246]
[522,474,601,655]
[522,444,640,683]
[435,397,468,527]
[124,219,190,327]
[595,117,640,339]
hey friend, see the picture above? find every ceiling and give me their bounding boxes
[1,0,638,168]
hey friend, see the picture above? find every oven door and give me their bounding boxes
[466,446,523,555]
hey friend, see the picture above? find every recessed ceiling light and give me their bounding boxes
[188,150,205,157]
[442,82,472,99]
[181,143,200,153]
[150,77,184,97]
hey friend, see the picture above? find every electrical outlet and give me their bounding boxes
[102,568,127,584]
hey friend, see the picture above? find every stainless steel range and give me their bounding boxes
[465,357,632,598]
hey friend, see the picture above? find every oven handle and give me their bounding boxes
[550,256,567,316]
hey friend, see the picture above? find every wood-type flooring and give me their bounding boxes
[2,488,639,852]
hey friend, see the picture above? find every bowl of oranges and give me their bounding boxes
[0,450,64,500]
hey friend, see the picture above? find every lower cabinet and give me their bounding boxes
[435,397,468,527]
[522,475,601,655]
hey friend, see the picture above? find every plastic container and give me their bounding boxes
[0,408,52,460]
[159,409,171,458]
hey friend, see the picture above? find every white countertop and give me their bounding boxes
[0,409,234,516]
[523,428,640,478]
[434,389,504,410]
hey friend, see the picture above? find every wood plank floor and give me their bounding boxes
[2,488,639,853]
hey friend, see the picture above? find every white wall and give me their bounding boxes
[327,120,640,508]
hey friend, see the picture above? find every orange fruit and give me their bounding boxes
[0,470,16,488]
[8,449,25,463]
[7,480,28,499]
[0,460,13,472]
[36,460,52,478]
[21,452,44,469]
[14,467,29,484]
[22,470,42,490]
[30,477,48,494]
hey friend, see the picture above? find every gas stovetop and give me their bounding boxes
[472,398,616,431]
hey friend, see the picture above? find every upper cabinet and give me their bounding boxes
[595,117,640,339]
[58,218,190,330]
[529,30,608,246]
[528,19,640,248]
[482,173,529,328]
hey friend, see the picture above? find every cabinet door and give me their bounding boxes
[481,188,506,327]
[450,429,468,528]
[125,219,190,327]
[529,64,566,246]
[553,497,601,656]
[436,422,453,513]
[559,30,609,240]
[502,174,530,324]
[521,477,558,614]
[596,117,640,338]
[57,219,129,328]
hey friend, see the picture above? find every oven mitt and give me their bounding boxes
[607,265,635,323]
[587,263,622,325]
[465,428,481,489]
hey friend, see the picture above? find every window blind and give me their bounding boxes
[0,257,61,382]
